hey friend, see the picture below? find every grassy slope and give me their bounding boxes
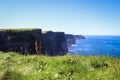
[0,52,120,80]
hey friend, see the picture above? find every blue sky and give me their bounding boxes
[0,0,120,35]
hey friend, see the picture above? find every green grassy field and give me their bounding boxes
[0,52,120,80]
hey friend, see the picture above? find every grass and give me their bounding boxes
[42,31,53,34]
[0,28,40,32]
[0,51,120,80]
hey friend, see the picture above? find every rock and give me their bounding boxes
[65,34,85,47]
[42,31,68,56]
[74,35,85,39]
[65,34,76,46]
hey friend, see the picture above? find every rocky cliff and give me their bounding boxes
[42,31,68,56]
[0,29,42,55]
[65,34,85,46]
[65,34,76,46]
[74,35,85,39]
[0,29,68,56]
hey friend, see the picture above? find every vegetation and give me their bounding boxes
[0,51,120,80]
[42,31,53,34]
[0,28,39,32]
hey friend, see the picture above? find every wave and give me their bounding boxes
[71,44,77,46]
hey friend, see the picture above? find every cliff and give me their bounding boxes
[0,29,42,55]
[74,35,85,39]
[0,29,68,56]
[65,34,76,46]
[65,34,85,46]
[42,31,68,56]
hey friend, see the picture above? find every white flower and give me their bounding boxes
[54,73,59,78]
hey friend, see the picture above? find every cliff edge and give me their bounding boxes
[0,29,68,56]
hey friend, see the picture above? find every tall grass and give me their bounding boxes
[0,52,120,80]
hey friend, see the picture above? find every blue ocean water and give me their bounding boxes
[69,36,120,58]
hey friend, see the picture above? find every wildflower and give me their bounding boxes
[54,73,59,78]
[31,56,36,59]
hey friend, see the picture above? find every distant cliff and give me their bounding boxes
[0,29,68,56]
[65,34,76,46]
[74,35,85,39]
[65,34,85,46]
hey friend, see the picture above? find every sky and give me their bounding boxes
[0,0,120,35]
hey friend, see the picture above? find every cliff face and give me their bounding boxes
[65,34,76,46]
[42,31,68,56]
[0,29,42,54]
[0,29,68,56]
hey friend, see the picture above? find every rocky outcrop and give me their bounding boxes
[65,34,76,46]
[74,35,85,39]
[65,34,85,46]
[42,31,68,56]
[0,29,68,56]
[0,29,42,55]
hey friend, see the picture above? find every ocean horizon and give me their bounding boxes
[69,35,120,58]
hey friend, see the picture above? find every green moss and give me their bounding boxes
[0,28,40,32]
[0,52,120,80]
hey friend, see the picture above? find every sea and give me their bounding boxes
[69,36,120,58]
